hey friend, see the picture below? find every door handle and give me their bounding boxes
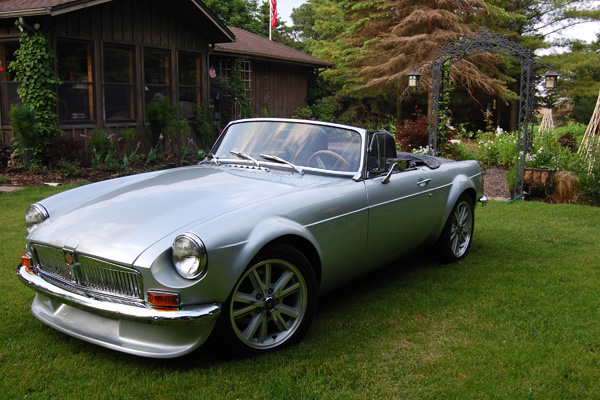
[417,178,431,187]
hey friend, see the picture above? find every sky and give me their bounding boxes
[275,0,600,42]
[276,0,306,25]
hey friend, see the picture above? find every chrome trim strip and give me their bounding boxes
[369,181,452,209]
[17,265,221,326]
[304,206,368,228]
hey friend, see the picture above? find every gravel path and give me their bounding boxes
[483,165,510,200]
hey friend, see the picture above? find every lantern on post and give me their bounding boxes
[407,70,422,88]
[543,71,559,89]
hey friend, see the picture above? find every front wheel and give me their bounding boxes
[216,244,317,356]
[436,194,474,262]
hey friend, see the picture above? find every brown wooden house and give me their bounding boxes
[0,0,331,151]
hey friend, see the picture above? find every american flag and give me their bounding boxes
[270,0,277,28]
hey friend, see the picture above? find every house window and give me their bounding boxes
[103,45,136,122]
[144,48,171,106]
[211,58,252,122]
[0,41,21,126]
[178,52,202,118]
[56,40,95,123]
[214,59,252,101]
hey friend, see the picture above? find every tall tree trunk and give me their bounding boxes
[510,100,518,132]
[396,96,404,127]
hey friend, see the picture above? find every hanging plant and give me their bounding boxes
[8,22,62,165]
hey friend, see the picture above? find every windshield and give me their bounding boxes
[212,120,362,173]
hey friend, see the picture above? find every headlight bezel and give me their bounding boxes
[25,203,49,233]
[171,232,208,280]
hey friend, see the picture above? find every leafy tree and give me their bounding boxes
[203,0,263,34]
[541,34,600,124]
[288,2,319,52]
[204,0,291,40]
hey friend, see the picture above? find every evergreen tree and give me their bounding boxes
[300,0,512,126]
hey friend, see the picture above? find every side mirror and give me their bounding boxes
[381,158,406,184]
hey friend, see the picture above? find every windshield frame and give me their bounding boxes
[207,118,367,180]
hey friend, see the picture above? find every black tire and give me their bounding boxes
[436,193,474,263]
[216,244,317,356]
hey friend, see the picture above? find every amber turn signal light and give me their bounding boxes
[21,253,31,267]
[148,291,179,308]
[21,253,35,275]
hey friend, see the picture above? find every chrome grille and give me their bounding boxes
[34,247,77,283]
[32,244,143,301]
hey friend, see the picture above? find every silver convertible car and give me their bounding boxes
[18,118,486,358]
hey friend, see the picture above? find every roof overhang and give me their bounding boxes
[212,48,332,69]
[0,0,235,43]
[213,27,332,69]
[0,0,113,18]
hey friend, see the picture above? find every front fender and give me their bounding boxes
[230,216,322,282]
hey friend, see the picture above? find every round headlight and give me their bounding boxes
[171,233,207,279]
[25,204,49,233]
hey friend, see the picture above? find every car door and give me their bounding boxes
[364,166,447,263]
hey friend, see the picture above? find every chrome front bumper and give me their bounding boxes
[17,265,222,358]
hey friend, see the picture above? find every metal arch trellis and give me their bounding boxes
[426,29,538,199]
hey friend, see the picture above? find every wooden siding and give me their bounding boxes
[250,62,309,119]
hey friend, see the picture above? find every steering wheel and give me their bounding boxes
[307,150,352,171]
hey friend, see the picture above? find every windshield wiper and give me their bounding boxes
[229,150,262,167]
[205,152,220,165]
[260,153,304,175]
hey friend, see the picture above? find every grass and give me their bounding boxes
[2,187,600,399]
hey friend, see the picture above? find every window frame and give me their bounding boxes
[103,43,137,124]
[178,51,203,119]
[0,39,21,126]
[56,38,96,124]
[143,47,172,109]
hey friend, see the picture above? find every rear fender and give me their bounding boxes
[434,173,477,240]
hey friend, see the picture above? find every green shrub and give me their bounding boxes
[9,104,39,167]
[448,141,477,161]
[146,97,178,146]
[146,98,191,154]
[193,105,216,149]
[476,131,518,166]
[292,106,313,120]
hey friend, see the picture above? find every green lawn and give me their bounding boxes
[1,187,599,399]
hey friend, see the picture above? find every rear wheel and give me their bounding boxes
[437,194,474,262]
[216,244,317,356]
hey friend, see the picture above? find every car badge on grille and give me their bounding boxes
[64,252,74,265]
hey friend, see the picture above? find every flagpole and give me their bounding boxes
[269,1,272,40]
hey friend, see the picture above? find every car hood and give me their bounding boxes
[30,165,323,265]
